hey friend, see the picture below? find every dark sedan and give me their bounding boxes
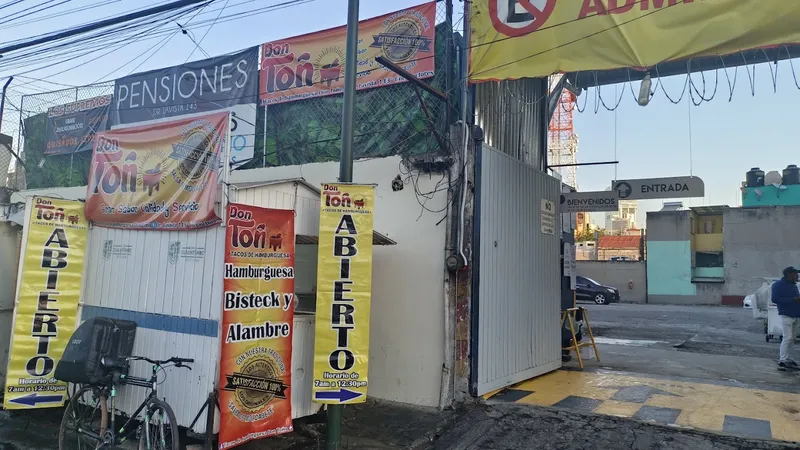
[575,276,619,305]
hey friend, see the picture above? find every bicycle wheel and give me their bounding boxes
[138,398,179,450]
[59,385,108,450]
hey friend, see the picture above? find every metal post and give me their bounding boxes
[0,77,13,137]
[262,103,268,167]
[445,0,454,126]
[460,5,470,126]
[327,0,359,448]
[221,112,232,223]
[338,0,359,184]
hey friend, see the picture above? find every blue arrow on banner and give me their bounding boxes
[313,389,363,403]
[9,393,64,407]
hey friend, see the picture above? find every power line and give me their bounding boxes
[0,0,72,26]
[0,0,211,56]
[0,0,311,79]
[3,0,122,30]
[90,2,215,83]
[184,0,228,62]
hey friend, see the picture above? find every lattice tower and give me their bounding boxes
[548,80,578,189]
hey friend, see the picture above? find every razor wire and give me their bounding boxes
[2,2,456,191]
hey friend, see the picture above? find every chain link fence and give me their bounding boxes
[7,83,114,191]
[2,1,457,191]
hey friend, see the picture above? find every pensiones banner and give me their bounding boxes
[219,203,295,449]
[259,2,436,105]
[44,95,111,156]
[84,111,229,230]
[112,47,258,168]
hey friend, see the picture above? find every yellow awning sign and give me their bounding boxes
[470,0,800,81]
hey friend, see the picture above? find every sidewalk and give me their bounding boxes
[2,396,799,449]
[424,404,800,450]
[485,368,800,443]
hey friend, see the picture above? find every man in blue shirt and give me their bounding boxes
[771,267,800,370]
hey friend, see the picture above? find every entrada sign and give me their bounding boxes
[560,191,618,213]
[612,176,704,200]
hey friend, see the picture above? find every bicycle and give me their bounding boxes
[58,355,194,450]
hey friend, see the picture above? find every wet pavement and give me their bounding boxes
[486,369,800,442]
[425,404,800,450]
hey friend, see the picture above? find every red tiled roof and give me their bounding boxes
[598,235,641,249]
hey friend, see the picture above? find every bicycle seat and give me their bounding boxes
[100,356,126,370]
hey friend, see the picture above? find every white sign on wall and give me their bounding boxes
[612,176,705,200]
[541,198,556,235]
[560,191,619,213]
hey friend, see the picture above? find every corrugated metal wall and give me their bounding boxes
[292,315,322,418]
[472,145,562,396]
[82,225,226,432]
[235,183,322,418]
[474,79,546,169]
[234,184,320,237]
[0,222,20,387]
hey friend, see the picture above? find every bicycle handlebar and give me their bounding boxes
[128,356,194,368]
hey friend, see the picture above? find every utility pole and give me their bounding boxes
[327,0,359,448]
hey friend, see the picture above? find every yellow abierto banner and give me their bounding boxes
[4,197,88,409]
[470,0,800,81]
[312,184,374,404]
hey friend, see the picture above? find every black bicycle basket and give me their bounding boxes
[54,316,137,384]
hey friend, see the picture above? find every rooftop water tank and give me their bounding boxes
[783,165,800,185]
[746,167,765,187]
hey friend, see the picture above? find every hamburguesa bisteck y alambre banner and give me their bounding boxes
[84,111,228,230]
[219,203,295,449]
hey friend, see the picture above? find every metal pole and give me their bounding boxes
[221,112,232,223]
[262,103,268,167]
[445,0,453,126]
[0,77,13,136]
[327,0,359,448]
[338,0,359,184]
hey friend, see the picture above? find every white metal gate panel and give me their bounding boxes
[473,146,562,396]
[82,225,225,431]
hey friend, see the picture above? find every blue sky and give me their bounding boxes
[3,0,796,228]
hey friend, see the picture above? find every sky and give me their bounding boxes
[2,0,798,228]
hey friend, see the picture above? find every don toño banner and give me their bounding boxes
[112,46,258,168]
[470,0,800,81]
[45,95,111,155]
[312,184,374,405]
[4,197,88,410]
[259,2,436,105]
[219,204,295,448]
[85,111,229,230]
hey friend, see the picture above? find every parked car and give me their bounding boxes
[609,256,633,262]
[575,276,620,305]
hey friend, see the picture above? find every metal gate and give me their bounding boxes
[471,145,562,396]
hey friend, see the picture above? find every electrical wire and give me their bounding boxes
[2,0,122,30]
[184,0,228,62]
[89,1,215,83]
[0,0,312,81]
[0,0,69,25]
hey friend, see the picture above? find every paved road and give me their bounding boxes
[583,303,769,358]
[574,303,800,389]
